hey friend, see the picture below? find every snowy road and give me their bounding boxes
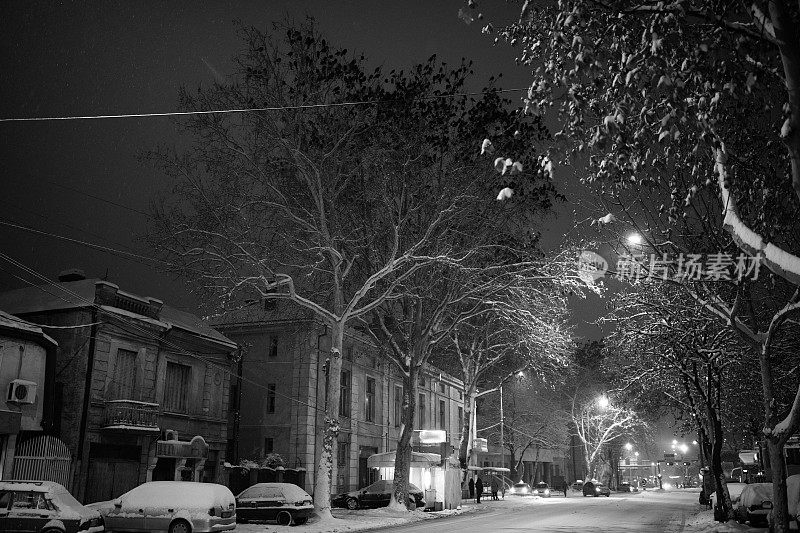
[380,490,699,533]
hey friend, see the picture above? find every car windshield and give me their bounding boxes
[513,483,528,488]
[536,483,548,489]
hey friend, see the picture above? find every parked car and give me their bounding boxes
[733,483,773,527]
[532,482,552,497]
[619,482,638,493]
[583,481,611,497]
[570,480,584,492]
[87,481,235,533]
[0,480,105,533]
[331,480,425,510]
[236,483,313,526]
[507,482,533,496]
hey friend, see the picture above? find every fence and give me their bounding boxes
[12,435,72,487]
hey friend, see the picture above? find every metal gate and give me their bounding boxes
[12,435,72,486]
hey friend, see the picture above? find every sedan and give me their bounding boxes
[507,482,533,496]
[236,483,313,526]
[583,481,611,497]
[88,481,235,533]
[0,480,104,533]
[331,480,425,510]
[734,483,773,527]
[532,482,552,497]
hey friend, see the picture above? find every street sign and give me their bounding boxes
[664,453,675,460]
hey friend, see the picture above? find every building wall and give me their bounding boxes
[219,318,465,495]
[0,335,48,431]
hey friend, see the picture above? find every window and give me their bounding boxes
[394,386,403,427]
[439,399,446,430]
[339,370,351,417]
[266,384,276,413]
[458,407,464,435]
[344,346,353,361]
[365,377,376,422]
[268,336,278,357]
[112,348,137,400]
[337,441,349,468]
[264,437,274,454]
[418,393,426,428]
[418,376,426,387]
[439,381,446,394]
[164,362,190,413]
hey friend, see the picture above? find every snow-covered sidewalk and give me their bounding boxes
[235,496,539,533]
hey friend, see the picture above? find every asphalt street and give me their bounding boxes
[380,490,699,533]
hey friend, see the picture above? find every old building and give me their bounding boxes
[214,303,465,495]
[0,271,237,503]
[0,311,58,481]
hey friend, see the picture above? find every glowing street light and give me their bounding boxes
[597,395,610,409]
[679,444,689,454]
[625,442,633,451]
[626,233,643,245]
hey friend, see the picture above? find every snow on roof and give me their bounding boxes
[124,482,235,509]
[0,311,57,347]
[0,279,234,348]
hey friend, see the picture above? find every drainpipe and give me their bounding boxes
[75,307,99,501]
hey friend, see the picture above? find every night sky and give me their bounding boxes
[0,1,605,338]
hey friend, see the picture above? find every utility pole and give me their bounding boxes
[499,385,505,498]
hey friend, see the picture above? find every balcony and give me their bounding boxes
[102,400,160,432]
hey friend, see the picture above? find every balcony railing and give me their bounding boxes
[103,399,160,431]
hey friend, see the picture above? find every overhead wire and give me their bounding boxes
[0,88,528,123]
[0,252,352,421]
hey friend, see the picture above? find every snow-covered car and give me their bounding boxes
[0,480,104,533]
[583,481,611,497]
[734,483,773,527]
[236,483,313,526]
[331,480,424,510]
[571,480,584,492]
[709,482,747,509]
[507,482,533,496]
[532,482,552,497]
[87,481,235,533]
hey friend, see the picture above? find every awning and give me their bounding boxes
[483,467,511,473]
[467,465,483,471]
[367,451,441,468]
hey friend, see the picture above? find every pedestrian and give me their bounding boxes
[490,476,500,500]
[475,477,484,503]
[563,481,568,497]
[468,477,475,499]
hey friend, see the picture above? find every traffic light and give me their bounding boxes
[666,461,674,466]
[684,461,691,466]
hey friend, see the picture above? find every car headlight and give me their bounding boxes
[544,489,550,495]
[521,487,528,493]
[595,487,600,492]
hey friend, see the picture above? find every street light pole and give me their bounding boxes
[499,384,504,472]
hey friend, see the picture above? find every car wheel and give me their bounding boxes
[294,517,309,525]
[277,511,292,526]
[346,497,359,510]
[169,519,192,533]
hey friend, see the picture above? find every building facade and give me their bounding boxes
[0,311,58,481]
[0,272,237,503]
[214,303,465,495]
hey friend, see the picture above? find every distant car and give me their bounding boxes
[331,480,425,510]
[583,481,611,497]
[532,482,552,497]
[734,483,773,527]
[0,480,104,533]
[619,482,638,493]
[236,483,313,526]
[571,480,584,492]
[87,481,235,533]
[507,482,533,496]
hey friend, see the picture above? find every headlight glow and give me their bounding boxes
[595,487,600,492]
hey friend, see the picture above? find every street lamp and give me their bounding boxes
[597,395,610,409]
[626,233,643,245]
[625,442,633,451]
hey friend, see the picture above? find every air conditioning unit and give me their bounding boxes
[7,379,37,404]
[164,429,179,441]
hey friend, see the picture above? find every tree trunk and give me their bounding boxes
[458,385,476,471]
[711,416,734,521]
[393,365,418,509]
[767,438,791,533]
[313,321,343,518]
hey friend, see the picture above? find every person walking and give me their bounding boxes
[563,481,569,497]
[468,477,475,499]
[490,476,500,500]
[475,477,484,503]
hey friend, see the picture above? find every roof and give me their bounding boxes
[0,310,58,347]
[0,279,234,349]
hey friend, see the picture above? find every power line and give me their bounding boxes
[0,88,528,123]
[41,179,149,216]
